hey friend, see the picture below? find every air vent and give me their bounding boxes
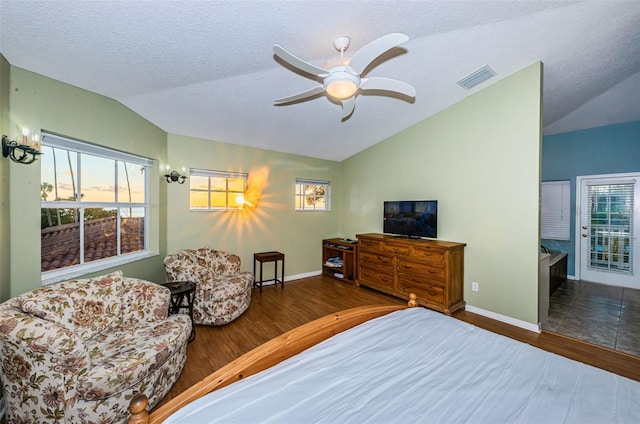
[457,65,496,90]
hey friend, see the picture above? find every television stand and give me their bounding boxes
[357,233,466,315]
[391,234,422,239]
[322,238,358,283]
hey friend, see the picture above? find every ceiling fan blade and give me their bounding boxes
[348,33,409,75]
[360,77,416,98]
[341,97,356,120]
[273,45,330,78]
[274,86,325,104]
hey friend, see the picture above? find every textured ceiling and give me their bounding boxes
[1,1,639,161]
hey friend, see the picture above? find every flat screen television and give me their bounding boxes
[383,200,438,239]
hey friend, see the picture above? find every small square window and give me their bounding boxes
[295,179,330,211]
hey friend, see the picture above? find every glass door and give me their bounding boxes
[577,173,639,288]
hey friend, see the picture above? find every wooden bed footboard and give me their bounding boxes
[129,297,416,424]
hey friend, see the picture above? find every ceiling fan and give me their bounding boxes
[273,33,416,120]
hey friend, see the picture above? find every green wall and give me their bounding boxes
[0,55,10,301]
[165,134,342,278]
[341,63,543,324]
[1,58,543,326]
[1,62,342,298]
[5,66,167,296]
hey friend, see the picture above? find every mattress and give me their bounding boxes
[167,307,640,423]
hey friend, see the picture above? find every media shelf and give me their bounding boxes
[322,238,358,283]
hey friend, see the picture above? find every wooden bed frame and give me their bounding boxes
[128,295,416,423]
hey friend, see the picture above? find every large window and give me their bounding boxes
[40,133,151,278]
[189,169,247,210]
[295,179,330,211]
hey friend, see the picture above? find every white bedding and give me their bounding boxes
[167,307,640,423]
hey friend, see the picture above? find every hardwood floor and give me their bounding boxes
[155,275,640,412]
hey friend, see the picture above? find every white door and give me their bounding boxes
[577,173,640,288]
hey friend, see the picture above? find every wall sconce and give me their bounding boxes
[165,169,187,184]
[235,193,256,209]
[2,130,43,165]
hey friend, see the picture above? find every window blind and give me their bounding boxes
[42,132,152,166]
[190,169,247,179]
[295,178,329,185]
[541,180,571,240]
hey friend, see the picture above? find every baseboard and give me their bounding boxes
[256,270,322,286]
[465,304,540,333]
[289,270,322,280]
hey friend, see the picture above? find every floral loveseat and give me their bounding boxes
[164,248,254,326]
[0,271,191,423]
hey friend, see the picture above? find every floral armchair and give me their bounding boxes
[164,248,254,326]
[0,271,191,423]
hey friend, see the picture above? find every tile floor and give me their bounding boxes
[542,279,640,357]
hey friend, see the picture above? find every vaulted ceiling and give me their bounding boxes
[1,1,638,161]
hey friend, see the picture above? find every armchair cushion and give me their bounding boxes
[19,271,123,340]
[207,250,242,275]
[80,319,185,399]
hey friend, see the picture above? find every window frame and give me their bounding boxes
[295,178,331,211]
[189,169,248,211]
[40,132,152,284]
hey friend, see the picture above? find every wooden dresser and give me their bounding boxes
[356,233,466,314]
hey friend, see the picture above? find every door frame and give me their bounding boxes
[574,172,640,288]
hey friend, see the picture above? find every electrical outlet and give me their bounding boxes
[472,282,479,292]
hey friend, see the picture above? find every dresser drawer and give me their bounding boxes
[398,268,445,287]
[412,246,445,265]
[358,238,382,252]
[383,243,410,255]
[397,260,444,282]
[359,266,394,289]
[360,251,394,268]
[397,279,444,305]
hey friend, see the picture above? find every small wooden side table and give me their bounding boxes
[162,281,196,343]
[253,251,285,293]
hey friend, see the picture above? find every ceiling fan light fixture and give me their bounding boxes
[324,68,360,99]
[326,80,358,99]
